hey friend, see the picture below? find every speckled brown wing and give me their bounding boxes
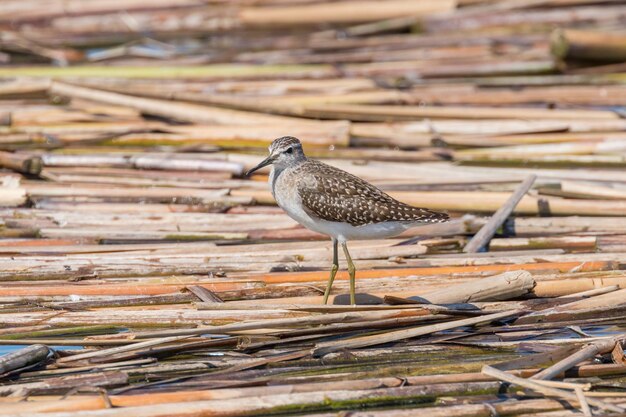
[297,161,448,227]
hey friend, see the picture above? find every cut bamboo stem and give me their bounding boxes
[0,151,42,175]
[0,344,49,375]
[552,29,626,62]
[399,270,535,304]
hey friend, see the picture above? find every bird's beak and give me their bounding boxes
[245,154,276,176]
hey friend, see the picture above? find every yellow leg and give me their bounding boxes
[322,238,339,305]
[341,241,356,305]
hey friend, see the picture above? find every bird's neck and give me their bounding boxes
[269,165,284,195]
[270,157,306,194]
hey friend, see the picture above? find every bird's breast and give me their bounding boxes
[271,167,302,213]
[270,168,320,231]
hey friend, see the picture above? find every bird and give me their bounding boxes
[246,136,449,305]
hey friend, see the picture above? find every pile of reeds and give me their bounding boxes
[1,0,626,415]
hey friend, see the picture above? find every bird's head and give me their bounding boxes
[245,136,306,176]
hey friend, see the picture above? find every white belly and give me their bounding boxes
[309,218,411,241]
[271,167,410,242]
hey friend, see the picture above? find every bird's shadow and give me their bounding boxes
[334,293,482,311]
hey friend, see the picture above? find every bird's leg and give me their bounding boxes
[341,241,356,305]
[322,238,339,305]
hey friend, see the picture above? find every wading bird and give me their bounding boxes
[246,136,449,305]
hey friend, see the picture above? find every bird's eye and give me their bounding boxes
[284,147,293,154]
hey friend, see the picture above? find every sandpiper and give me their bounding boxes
[246,136,449,305]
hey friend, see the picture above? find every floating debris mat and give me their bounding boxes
[1,0,626,415]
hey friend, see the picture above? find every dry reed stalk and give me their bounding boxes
[480,216,626,235]
[482,365,625,413]
[343,59,556,79]
[37,173,240,190]
[0,383,518,416]
[239,0,457,26]
[0,238,81,248]
[313,310,522,356]
[464,175,536,253]
[542,181,626,200]
[0,64,338,79]
[2,362,625,413]
[302,103,619,121]
[0,259,613,297]
[95,309,434,341]
[0,31,82,65]
[456,140,626,158]
[237,273,626,306]
[423,5,626,33]
[395,191,626,216]
[516,288,626,324]
[0,371,128,396]
[257,261,615,285]
[489,236,597,252]
[0,237,424,260]
[23,184,242,201]
[196,302,428,312]
[204,78,378,95]
[0,389,604,416]
[0,0,206,22]
[109,122,351,148]
[233,188,626,216]
[575,387,593,417]
[458,153,626,167]
[408,84,626,106]
[42,166,232,180]
[0,325,52,336]
[70,80,393,120]
[48,82,317,126]
[7,107,117,126]
[0,79,51,97]
[531,336,624,381]
[0,339,147,347]
[56,335,198,364]
[547,288,626,311]
[39,153,245,175]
